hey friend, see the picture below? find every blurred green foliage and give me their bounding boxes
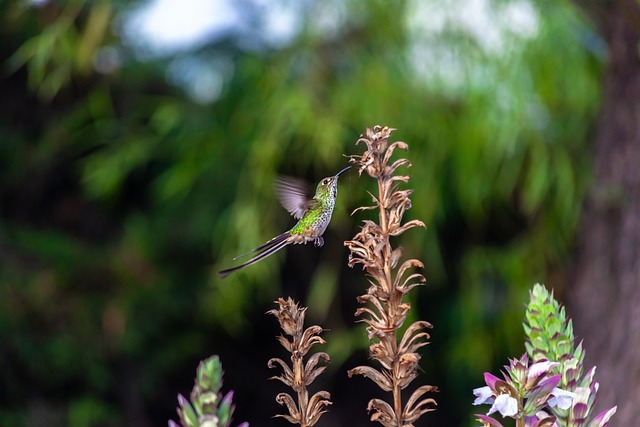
[0,0,602,426]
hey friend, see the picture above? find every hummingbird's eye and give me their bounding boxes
[322,178,329,185]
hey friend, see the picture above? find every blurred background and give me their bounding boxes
[1,0,629,426]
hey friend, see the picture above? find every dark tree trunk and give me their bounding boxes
[569,0,640,424]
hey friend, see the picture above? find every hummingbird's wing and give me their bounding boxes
[274,176,316,219]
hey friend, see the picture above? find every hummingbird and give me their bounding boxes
[217,166,350,278]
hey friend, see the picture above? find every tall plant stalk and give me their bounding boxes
[268,297,332,427]
[345,125,437,426]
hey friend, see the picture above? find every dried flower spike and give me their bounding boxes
[268,297,332,427]
[345,126,437,426]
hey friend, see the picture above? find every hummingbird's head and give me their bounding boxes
[316,166,350,199]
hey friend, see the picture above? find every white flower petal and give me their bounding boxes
[488,394,518,417]
[473,386,495,405]
[548,387,576,410]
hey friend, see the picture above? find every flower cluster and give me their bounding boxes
[268,297,331,427]
[474,283,617,427]
[473,355,575,427]
[169,355,247,427]
[345,126,437,426]
[523,284,617,427]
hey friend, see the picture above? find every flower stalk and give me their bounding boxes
[169,355,247,427]
[473,355,573,427]
[473,284,617,427]
[345,125,437,426]
[268,297,332,427]
[523,284,617,427]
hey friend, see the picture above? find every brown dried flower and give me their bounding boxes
[268,297,332,426]
[345,126,437,426]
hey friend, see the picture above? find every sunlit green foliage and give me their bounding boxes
[0,0,602,425]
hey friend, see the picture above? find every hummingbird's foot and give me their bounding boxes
[314,236,324,247]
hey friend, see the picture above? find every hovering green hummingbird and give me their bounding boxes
[217,166,350,278]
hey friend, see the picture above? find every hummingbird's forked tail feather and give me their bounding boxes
[231,233,290,260]
[217,232,290,278]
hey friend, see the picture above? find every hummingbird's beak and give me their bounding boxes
[335,166,351,177]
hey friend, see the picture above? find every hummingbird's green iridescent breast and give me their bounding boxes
[289,176,338,239]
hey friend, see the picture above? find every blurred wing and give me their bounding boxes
[275,176,314,219]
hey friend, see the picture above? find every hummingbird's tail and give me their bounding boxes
[217,232,290,279]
